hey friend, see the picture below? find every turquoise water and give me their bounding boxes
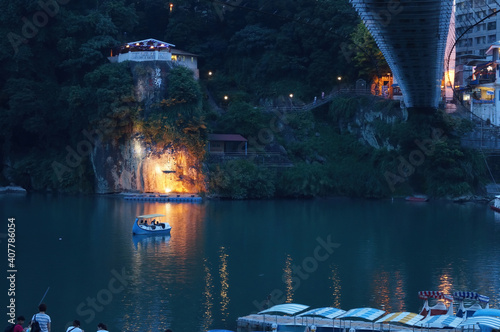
[1,194,500,331]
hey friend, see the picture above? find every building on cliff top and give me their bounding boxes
[108,38,199,78]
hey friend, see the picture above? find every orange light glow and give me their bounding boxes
[165,188,172,193]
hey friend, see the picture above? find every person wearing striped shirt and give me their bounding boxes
[31,303,51,332]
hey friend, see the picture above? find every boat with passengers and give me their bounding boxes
[132,214,172,235]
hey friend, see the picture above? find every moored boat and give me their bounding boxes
[132,214,172,235]
[489,195,500,212]
[406,195,429,202]
[453,291,490,318]
[418,291,453,317]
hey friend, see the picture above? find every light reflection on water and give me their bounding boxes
[200,258,214,331]
[329,265,342,308]
[219,246,230,322]
[283,254,294,303]
[3,195,500,332]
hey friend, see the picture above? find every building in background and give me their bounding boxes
[454,0,500,89]
[108,38,199,78]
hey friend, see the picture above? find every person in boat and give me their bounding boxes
[96,323,108,332]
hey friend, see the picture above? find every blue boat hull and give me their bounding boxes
[132,222,171,235]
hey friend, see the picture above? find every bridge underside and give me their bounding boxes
[350,0,454,109]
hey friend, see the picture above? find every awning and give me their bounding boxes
[375,312,424,326]
[418,291,451,300]
[458,316,500,330]
[258,303,309,315]
[137,214,166,218]
[297,307,346,319]
[453,292,490,303]
[337,308,386,321]
[415,315,464,328]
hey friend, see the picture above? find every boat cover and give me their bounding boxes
[375,312,424,326]
[297,307,346,319]
[415,315,464,328]
[458,316,500,330]
[137,214,166,218]
[418,291,452,300]
[338,308,386,321]
[453,292,490,303]
[258,303,309,315]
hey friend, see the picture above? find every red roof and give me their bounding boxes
[208,134,247,142]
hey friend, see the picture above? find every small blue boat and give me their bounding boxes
[132,214,172,235]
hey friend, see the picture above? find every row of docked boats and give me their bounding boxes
[237,291,500,332]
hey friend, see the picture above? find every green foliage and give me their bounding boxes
[215,102,270,138]
[167,66,202,105]
[208,160,275,199]
[351,22,391,80]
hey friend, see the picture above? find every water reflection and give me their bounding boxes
[369,270,406,312]
[200,258,214,331]
[219,246,230,321]
[437,266,453,296]
[283,254,294,303]
[329,265,342,308]
[132,234,171,250]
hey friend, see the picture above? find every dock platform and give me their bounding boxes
[124,194,202,202]
[237,315,460,332]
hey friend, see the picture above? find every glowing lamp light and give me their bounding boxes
[337,76,342,81]
[208,71,213,76]
[160,44,165,47]
[135,43,139,46]
[289,93,294,98]
[126,45,130,48]
[150,46,154,49]
[165,188,172,193]
[488,66,493,71]
[224,95,229,100]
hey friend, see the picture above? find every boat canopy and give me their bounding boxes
[415,315,464,328]
[458,316,500,330]
[418,291,452,300]
[338,308,386,321]
[297,307,346,319]
[137,214,166,219]
[258,303,309,315]
[375,312,424,326]
[453,291,490,303]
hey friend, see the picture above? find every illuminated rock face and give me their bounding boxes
[91,136,205,194]
[350,0,454,109]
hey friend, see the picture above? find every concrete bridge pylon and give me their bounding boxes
[350,0,454,110]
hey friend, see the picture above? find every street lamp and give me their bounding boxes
[289,93,294,98]
[337,76,342,81]
[224,95,228,101]
[208,71,213,76]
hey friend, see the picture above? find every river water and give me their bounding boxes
[1,194,500,332]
